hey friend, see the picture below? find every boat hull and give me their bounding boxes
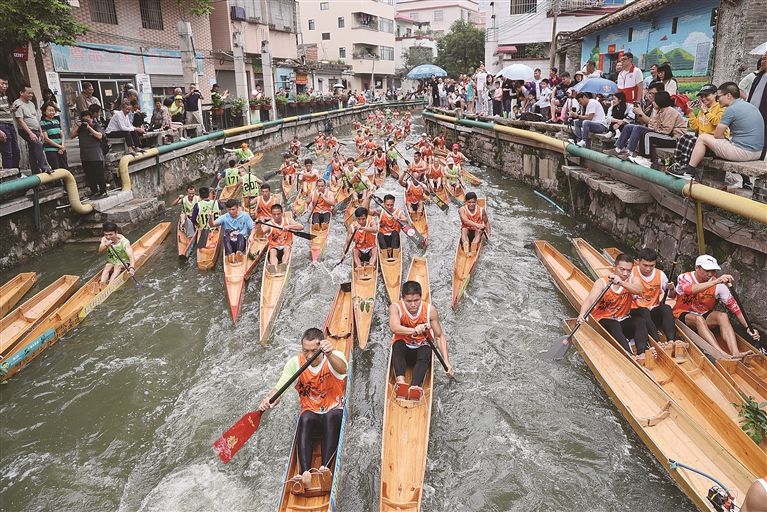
[0,272,37,318]
[352,264,377,349]
[259,245,293,345]
[451,199,486,309]
[378,244,402,304]
[196,228,222,270]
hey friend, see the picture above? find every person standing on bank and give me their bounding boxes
[0,76,21,169]
[185,83,206,133]
[71,110,108,198]
[13,84,52,173]
[40,103,67,171]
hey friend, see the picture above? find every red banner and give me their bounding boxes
[13,46,28,61]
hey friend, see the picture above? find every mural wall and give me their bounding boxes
[580,0,719,78]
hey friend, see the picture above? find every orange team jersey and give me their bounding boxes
[591,277,633,321]
[302,169,319,183]
[460,204,484,229]
[365,140,378,151]
[373,154,386,170]
[267,217,294,248]
[672,271,740,318]
[311,190,333,213]
[355,135,365,146]
[331,159,342,171]
[379,208,401,235]
[450,151,463,165]
[429,164,443,179]
[394,128,403,138]
[281,163,296,176]
[353,222,377,251]
[256,195,276,220]
[631,266,663,309]
[354,121,361,130]
[421,146,433,157]
[327,138,337,148]
[295,354,346,413]
[405,180,425,204]
[391,301,432,347]
[409,159,427,173]
[315,136,325,147]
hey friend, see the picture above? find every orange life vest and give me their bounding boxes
[302,170,319,183]
[672,271,718,318]
[451,151,463,165]
[409,159,427,173]
[267,216,294,248]
[373,154,386,170]
[391,301,432,347]
[460,204,484,229]
[631,266,662,309]
[379,208,401,235]
[281,163,296,176]
[405,180,425,204]
[365,140,377,151]
[591,277,633,321]
[327,138,337,148]
[311,190,333,214]
[295,355,346,414]
[331,159,342,172]
[429,163,443,179]
[353,221,376,251]
[256,195,276,220]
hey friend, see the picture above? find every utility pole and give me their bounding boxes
[232,29,251,124]
[549,0,560,71]
[177,21,197,90]
[262,0,277,115]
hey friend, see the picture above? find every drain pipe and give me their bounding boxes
[0,170,93,215]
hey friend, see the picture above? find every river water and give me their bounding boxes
[0,117,695,512]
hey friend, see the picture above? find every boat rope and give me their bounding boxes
[667,459,731,494]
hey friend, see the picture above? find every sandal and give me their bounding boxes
[288,475,305,495]
[303,468,329,497]
[407,386,423,401]
[318,466,333,493]
[394,382,409,400]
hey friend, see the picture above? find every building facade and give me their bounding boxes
[394,0,483,37]
[297,0,397,93]
[395,15,437,76]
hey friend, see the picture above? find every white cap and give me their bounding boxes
[446,157,454,165]
[695,255,720,271]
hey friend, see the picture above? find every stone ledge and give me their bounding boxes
[89,190,134,213]
[563,165,653,204]
[655,147,766,178]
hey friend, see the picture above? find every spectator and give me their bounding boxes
[75,82,101,115]
[745,51,767,161]
[492,79,503,116]
[502,77,513,117]
[40,88,60,116]
[640,90,688,161]
[114,83,135,110]
[739,56,764,99]
[680,82,765,186]
[428,75,439,106]
[106,100,144,155]
[607,91,686,160]
[71,110,108,198]
[670,84,724,171]
[475,64,488,115]
[643,64,659,89]
[548,68,561,88]
[609,60,622,83]
[211,84,229,106]
[606,92,632,138]
[656,64,677,96]
[617,52,644,104]
[573,70,585,86]
[584,60,602,79]
[13,84,51,174]
[438,78,447,107]
[514,82,531,114]
[536,79,552,120]
[130,100,146,130]
[572,92,609,148]
[0,75,20,169]
[466,76,475,113]
[185,83,206,133]
[40,102,67,170]
[169,95,185,123]
[557,88,580,124]
[642,81,665,118]
[149,98,171,131]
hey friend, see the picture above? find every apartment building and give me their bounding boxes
[395,15,437,76]
[394,0,483,37]
[297,0,397,92]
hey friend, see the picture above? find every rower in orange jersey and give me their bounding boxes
[578,253,649,357]
[289,136,301,157]
[673,255,760,356]
[263,203,304,268]
[389,280,453,401]
[313,131,325,150]
[393,125,403,140]
[374,193,408,260]
[449,143,468,167]
[427,156,444,191]
[344,206,379,268]
[326,134,338,151]
[371,147,387,182]
[399,152,428,218]
[259,327,348,495]
[353,119,362,131]
[628,247,678,345]
[458,192,490,254]
[354,130,366,152]
[432,134,446,152]
[300,158,320,196]
[309,178,336,228]
[280,153,297,187]
[364,134,378,159]
[403,117,412,134]
[254,183,277,224]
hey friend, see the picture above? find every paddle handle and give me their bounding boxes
[425,336,449,373]
[269,349,323,405]
[107,246,142,288]
[571,279,613,339]
[662,179,694,303]
[334,229,357,268]
[660,260,677,304]
[727,283,753,330]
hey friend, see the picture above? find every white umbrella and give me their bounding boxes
[497,64,535,81]
[750,42,767,55]
[333,83,346,89]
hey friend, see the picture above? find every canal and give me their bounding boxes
[0,117,694,511]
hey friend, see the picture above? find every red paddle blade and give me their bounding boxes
[212,411,263,463]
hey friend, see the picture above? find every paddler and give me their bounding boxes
[673,255,760,355]
[344,206,378,268]
[171,185,199,237]
[98,222,136,286]
[386,140,400,176]
[210,198,255,264]
[348,168,373,210]
[299,158,320,196]
[628,247,678,344]
[443,157,463,196]
[224,142,254,164]
[308,179,336,232]
[458,192,490,254]
[432,133,446,152]
[578,253,649,356]
[254,183,277,223]
[353,119,362,131]
[259,327,347,496]
[215,159,242,196]
[364,133,377,159]
[371,147,387,182]
[313,131,325,150]
[449,143,468,167]
[326,134,338,151]
[389,280,454,401]
[240,166,263,211]
[354,129,365,152]
[399,152,428,218]
[191,187,222,230]
[280,153,297,188]
[264,203,303,269]
[375,193,408,259]
[427,155,444,191]
[289,135,301,156]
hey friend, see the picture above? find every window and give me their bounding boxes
[89,0,117,24]
[308,19,315,30]
[434,10,443,21]
[379,46,394,61]
[320,2,329,10]
[322,32,330,40]
[139,0,163,30]
[339,47,346,58]
[596,35,600,48]
[379,17,394,33]
[671,17,679,34]
[510,0,536,15]
[406,28,412,37]
[338,17,344,28]
[628,27,633,42]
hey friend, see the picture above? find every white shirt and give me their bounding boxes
[618,66,644,91]
[584,98,607,126]
[536,87,552,108]
[584,70,602,79]
[106,110,135,133]
[475,72,488,90]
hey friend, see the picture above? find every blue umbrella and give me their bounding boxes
[407,64,447,80]
[573,78,618,95]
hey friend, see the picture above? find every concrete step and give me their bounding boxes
[91,196,166,224]
[89,190,134,213]
[74,220,135,238]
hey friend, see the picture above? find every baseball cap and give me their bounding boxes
[446,157,455,165]
[697,84,717,96]
[695,255,721,270]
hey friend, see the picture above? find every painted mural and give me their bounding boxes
[580,0,719,77]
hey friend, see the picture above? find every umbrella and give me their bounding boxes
[406,64,447,80]
[333,83,346,89]
[496,64,534,81]
[572,77,618,95]
[750,41,767,55]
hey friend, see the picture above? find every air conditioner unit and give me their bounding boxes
[230,6,246,21]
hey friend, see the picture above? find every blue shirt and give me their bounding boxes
[719,99,765,152]
[214,211,254,237]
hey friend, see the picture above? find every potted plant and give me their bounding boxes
[249,98,260,111]
[211,94,225,116]
[260,97,272,110]
[229,97,248,121]
[296,93,311,115]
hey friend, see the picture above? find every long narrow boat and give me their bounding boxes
[445,181,466,204]
[176,217,196,259]
[459,166,482,186]
[277,282,354,512]
[0,275,80,358]
[282,175,296,201]
[352,262,377,350]
[380,256,433,512]
[244,193,282,280]
[259,218,294,345]
[451,198,486,309]
[310,216,332,263]
[0,272,37,318]
[196,227,222,270]
[1,223,170,381]
[403,190,428,246]
[582,241,767,406]
[223,240,251,325]
[564,319,753,512]
[535,240,767,472]
[378,241,403,304]
[293,182,316,217]
[434,183,449,206]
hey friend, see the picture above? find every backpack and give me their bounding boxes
[672,93,690,115]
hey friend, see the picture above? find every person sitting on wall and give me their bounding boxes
[667,84,726,175]
[572,92,609,149]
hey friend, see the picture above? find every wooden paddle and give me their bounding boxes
[256,220,315,240]
[425,335,451,376]
[727,283,763,348]
[212,348,323,463]
[333,228,357,269]
[661,180,694,304]
[371,194,426,248]
[547,280,612,360]
[394,147,449,211]
[107,245,143,288]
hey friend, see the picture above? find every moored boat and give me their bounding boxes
[0,272,37,318]
[196,227,222,270]
[451,198,486,309]
[352,263,377,349]
[276,282,354,512]
[0,275,80,359]
[176,217,196,259]
[379,256,432,512]
[378,241,402,304]
[259,225,294,345]
[0,223,170,381]
[459,166,482,186]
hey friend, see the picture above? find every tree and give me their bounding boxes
[400,46,435,76]
[434,20,485,77]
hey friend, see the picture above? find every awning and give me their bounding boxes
[494,45,518,55]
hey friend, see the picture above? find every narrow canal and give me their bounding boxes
[0,117,695,511]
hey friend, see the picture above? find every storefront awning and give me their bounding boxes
[494,45,518,55]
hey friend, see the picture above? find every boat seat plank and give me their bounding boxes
[639,402,672,427]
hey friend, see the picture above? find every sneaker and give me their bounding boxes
[393,382,409,399]
[667,165,697,180]
[576,140,587,147]
[630,155,652,167]
[617,151,633,161]
[604,148,622,156]
[614,130,621,139]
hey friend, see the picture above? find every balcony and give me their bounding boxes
[549,0,625,16]
[352,12,379,31]
[352,43,379,60]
